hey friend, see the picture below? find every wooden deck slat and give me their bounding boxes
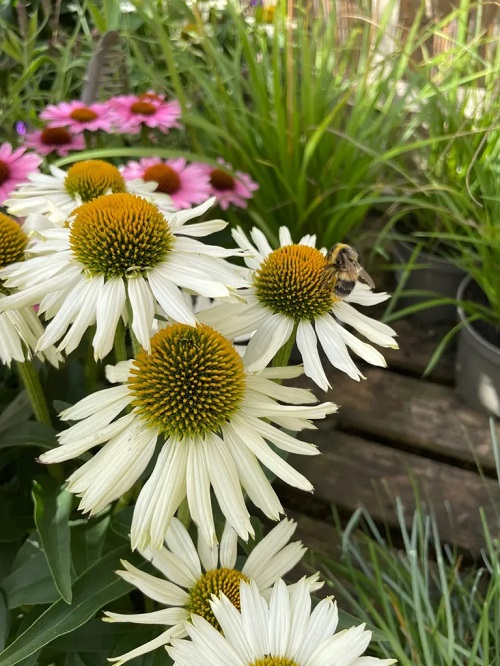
[383,318,455,384]
[294,366,498,469]
[287,430,500,552]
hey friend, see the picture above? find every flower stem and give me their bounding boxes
[125,295,142,358]
[15,359,52,427]
[272,325,297,369]
[114,319,128,363]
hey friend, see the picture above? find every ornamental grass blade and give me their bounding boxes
[0,544,138,666]
[32,477,73,604]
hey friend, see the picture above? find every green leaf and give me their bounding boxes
[0,494,34,543]
[0,591,8,650]
[33,477,73,604]
[2,544,59,609]
[0,391,32,434]
[0,422,57,452]
[71,515,110,577]
[0,544,138,666]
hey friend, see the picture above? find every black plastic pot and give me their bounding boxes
[456,275,500,417]
[392,237,466,326]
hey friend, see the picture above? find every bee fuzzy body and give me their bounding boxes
[324,243,375,300]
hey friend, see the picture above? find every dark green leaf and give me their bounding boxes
[0,494,34,543]
[51,621,134,653]
[33,477,73,604]
[2,549,59,609]
[0,391,32,433]
[0,422,57,452]
[0,591,8,650]
[71,515,110,577]
[0,544,139,666]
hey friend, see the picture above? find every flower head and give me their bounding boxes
[0,196,246,358]
[0,212,61,366]
[200,226,398,390]
[103,518,321,665]
[168,577,396,666]
[109,92,182,134]
[23,127,85,156]
[205,159,258,210]
[121,158,212,210]
[0,143,42,205]
[5,159,174,222]
[38,322,336,548]
[40,101,115,133]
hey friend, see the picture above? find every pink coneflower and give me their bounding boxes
[204,159,259,210]
[23,127,85,156]
[121,157,211,209]
[40,101,115,134]
[109,92,182,134]
[0,143,42,205]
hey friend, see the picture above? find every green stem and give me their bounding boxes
[15,359,52,427]
[176,497,191,530]
[114,319,128,363]
[271,324,297,369]
[125,296,142,358]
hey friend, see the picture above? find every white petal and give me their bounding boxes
[315,314,364,381]
[219,522,238,569]
[147,270,197,325]
[131,436,188,551]
[186,440,216,547]
[93,278,127,359]
[334,301,398,347]
[128,276,155,350]
[244,313,294,371]
[115,560,189,606]
[107,627,182,666]
[164,517,202,581]
[296,319,330,390]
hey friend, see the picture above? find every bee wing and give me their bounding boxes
[359,268,375,289]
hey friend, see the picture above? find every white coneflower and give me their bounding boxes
[0,212,60,366]
[104,518,322,665]
[168,577,397,666]
[200,226,398,390]
[4,160,175,222]
[0,196,247,359]
[39,322,336,549]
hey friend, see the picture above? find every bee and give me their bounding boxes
[323,243,375,299]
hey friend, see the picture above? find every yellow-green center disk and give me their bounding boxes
[187,567,249,631]
[254,244,334,320]
[69,192,173,278]
[128,324,246,438]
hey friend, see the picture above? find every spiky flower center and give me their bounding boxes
[187,568,249,630]
[0,213,27,269]
[254,245,334,320]
[0,160,9,185]
[143,164,181,194]
[40,127,72,145]
[130,101,156,116]
[128,324,246,438]
[69,193,173,278]
[249,654,299,666]
[69,107,98,122]
[64,160,126,202]
[210,168,235,191]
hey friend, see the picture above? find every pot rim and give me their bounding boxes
[457,274,500,356]
[392,235,465,270]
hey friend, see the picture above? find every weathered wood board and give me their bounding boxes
[283,320,500,554]
[284,430,499,553]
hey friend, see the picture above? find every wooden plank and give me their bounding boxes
[383,318,455,384]
[285,510,342,559]
[294,367,498,469]
[284,430,500,552]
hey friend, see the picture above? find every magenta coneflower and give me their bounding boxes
[204,159,258,210]
[23,127,85,156]
[109,92,182,134]
[40,101,115,134]
[121,157,211,209]
[0,143,42,205]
